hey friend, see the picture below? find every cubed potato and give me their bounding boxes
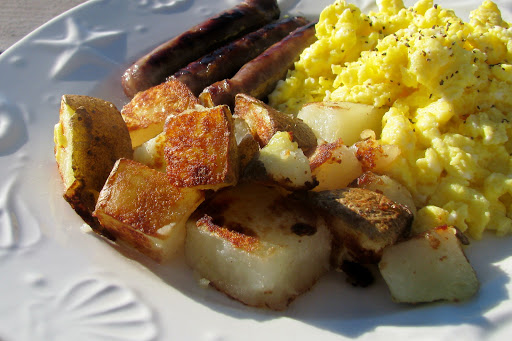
[185,183,332,310]
[297,101,385,145]
[304,187,413,266]
[133,132,167,172]
[379,226,479,303]
[258,131,316,191]
[352,132,401,172]
[121,79,200,148]
[93,158,204,262]
[164,105,238,190]
[351,171,417,216]
[234,94,317,151]
[54,95,133,237]
[309,139,363,191]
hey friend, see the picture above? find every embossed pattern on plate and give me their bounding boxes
[0,1,511,341]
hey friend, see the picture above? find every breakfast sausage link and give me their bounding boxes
[169,16,310,96]
[199,21,317,109]
[121,0,280,98]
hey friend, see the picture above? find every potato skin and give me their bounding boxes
[234,93,317,151]
[304,187,413,265]
[55,95,133,236]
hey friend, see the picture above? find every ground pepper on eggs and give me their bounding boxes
[269,0,512,238]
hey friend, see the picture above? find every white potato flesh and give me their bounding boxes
[297,101,385,145]
[379,226,479,303]
[309,140,363,191]
[185,183,332,310]
[133,132,167,172]
[258,131,314,190]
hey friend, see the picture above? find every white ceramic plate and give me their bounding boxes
[1,0,512,340]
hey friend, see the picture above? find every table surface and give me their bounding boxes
[0,0,87,53]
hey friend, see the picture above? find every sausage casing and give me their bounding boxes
[122,0,280,98]
[170,16,309,96]
[199,21,317,108]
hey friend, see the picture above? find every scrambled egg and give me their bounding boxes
[269,0,512,239]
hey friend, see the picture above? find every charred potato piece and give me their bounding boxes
[121,79,200,148]
[54,95,133,236]
[379,226,479,303]
[304,187,413,266]
[94,159,204,262]
[234,93,316,151]
[164,105,238,190]
[185,183,331,310]
[351,171,417,216]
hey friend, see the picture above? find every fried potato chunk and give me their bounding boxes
[94,158,204,262]
[351,171,417,216]
[309,139,363,191]
[185,183,332,310]
[304,187,413,266]
[121,79,200,148]
[379,226,479,303]
[54,95,132,236]
[164,105,238,190]
[234,93,317,151]
[297,101,385,146]
[257,131,316,191]
[133,132,167,172]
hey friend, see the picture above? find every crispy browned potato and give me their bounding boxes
[185,182,331,310]
[94,158,204,262]
[308,139,363,191]
[303,187,413,266]
[164,105,238,190]
[121,79,200,148]
[54,95,133,237]
[234,93,317,151]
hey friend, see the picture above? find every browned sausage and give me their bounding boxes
[121,0,280,98]
[199,21,317,109]
[169,16,309,96]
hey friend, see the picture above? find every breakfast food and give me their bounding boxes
[200,21,318,108]
[304,187,413,266]
[121,79,200,148]
[234,93,317,151]
[94,158,205,262]
[54,0,512,310]
[170,16,310,96]
[185,183,332,310]
[379,225,479,303]
[54,95,133,237]
[121,0,280,97]
[270,0,512,239]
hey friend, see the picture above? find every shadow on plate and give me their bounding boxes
[97,230,512,339]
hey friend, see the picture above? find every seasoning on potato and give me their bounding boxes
[269,0,512,239]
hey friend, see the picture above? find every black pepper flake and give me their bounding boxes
[440,80,444,85]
